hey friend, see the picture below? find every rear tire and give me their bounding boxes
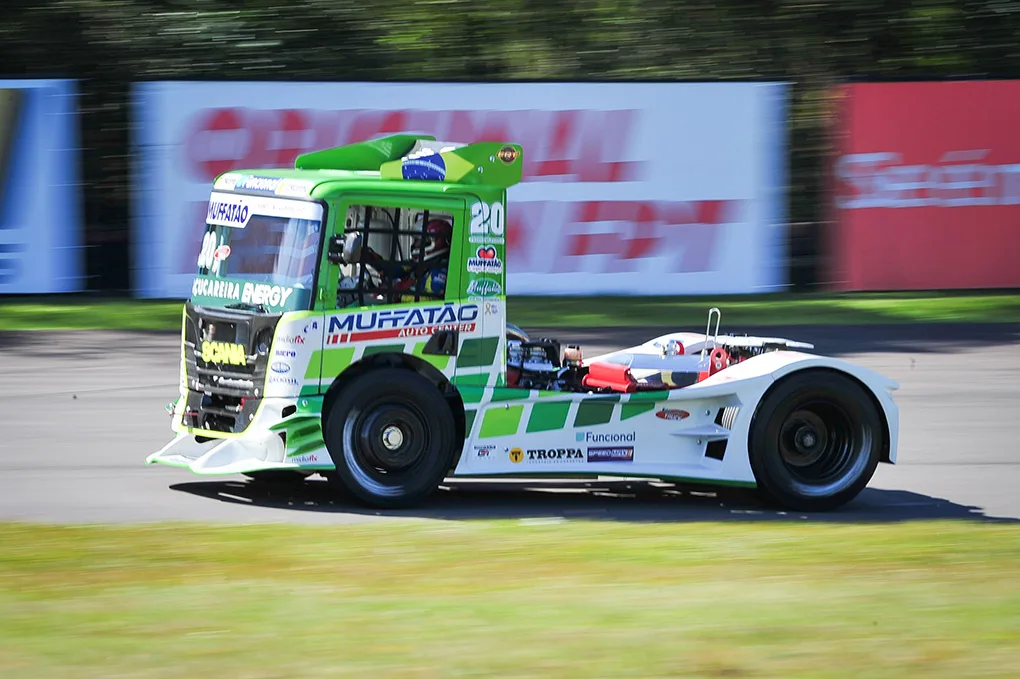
[748,370,883,512]
[323,368,456,508]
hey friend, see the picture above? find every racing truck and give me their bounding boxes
[147,134,900,512]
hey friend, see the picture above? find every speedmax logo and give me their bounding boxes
[526,448,582,461]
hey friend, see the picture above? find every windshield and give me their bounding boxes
[190,192,324,313]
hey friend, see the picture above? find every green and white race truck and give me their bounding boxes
[148,134,900,512]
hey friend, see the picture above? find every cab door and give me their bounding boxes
[312,192,472,393]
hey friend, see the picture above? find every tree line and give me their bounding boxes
[4,0,1020,290]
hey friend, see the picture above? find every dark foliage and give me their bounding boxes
[4,0,1019,290]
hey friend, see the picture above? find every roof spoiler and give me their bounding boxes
[294,134,524,189]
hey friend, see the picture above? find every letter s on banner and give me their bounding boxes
[830,82,1020,290]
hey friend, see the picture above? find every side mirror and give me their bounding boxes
[326,236,345,264]
[342,232,362,264]
[327,233,363,265]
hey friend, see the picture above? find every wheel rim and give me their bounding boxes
[775,398,873,498]
[344,396,432,495]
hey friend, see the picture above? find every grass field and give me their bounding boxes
[2,290,1020,330]
[1,520,1018,678]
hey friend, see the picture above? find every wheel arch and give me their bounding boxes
[321,352,467,470]
[750,365,893,464]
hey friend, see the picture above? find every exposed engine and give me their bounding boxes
[503,316,815,395]
[505,336,585,391]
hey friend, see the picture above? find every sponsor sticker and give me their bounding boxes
[270,361,291,374]
[576,431,636,443]
[587,446,634,463]
[201,340,246,365]
[192,276,295,308]
[509,447,524,464]
[274,349,297,358]
[466,246,503,274]
[268,375,299,385]
[205,191,324,226]
[213,173,242,191]
[206,197,251,228]
[236,175,283,194]
[468,201,505,244]
[325,304,479,344]
[524,448,583,462]
[466,277,502,298]
[275,179,317,198]
[484,301,501,316]
[277,334,306,345]
[655,408,690,421]
[214,174,313,197]
[473,445,496,460]
[497,145,519,164]
[289,453,321,465]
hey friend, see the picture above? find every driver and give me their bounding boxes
[359,215,452,304]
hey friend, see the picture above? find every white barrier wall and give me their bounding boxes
[132,82,788,298]
[0,79,83,293]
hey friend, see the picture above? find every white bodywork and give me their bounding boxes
[451,331,899,486]
[149,325,899,490]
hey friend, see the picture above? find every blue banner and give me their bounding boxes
[0,80,83,293]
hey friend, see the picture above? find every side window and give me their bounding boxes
[336,204,454,309]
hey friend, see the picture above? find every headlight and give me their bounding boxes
[255,328,274,355]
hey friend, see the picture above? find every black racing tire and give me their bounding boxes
[748,370,884,512]
[242,470,312,484]
[323,368,456,509]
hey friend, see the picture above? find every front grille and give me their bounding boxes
[180,301,282,433]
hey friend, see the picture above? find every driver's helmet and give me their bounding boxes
[411,216,452,261]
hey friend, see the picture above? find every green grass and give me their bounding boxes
[1,521,1018,678]
[2,291,1020,330]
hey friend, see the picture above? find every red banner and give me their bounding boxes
[830,81,1020,290]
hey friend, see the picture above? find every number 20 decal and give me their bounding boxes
[197,232,227,274]
[469,201,505,244]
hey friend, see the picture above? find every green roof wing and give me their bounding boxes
[294,134,524,189]
[294,134,429,172]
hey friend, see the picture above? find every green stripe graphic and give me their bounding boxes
[479,405,524,438]
[526,401,571,433]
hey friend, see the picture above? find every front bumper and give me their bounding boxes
[145,430,297,475]
[147,395,332,474]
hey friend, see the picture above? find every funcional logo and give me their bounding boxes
[575,431,636,443]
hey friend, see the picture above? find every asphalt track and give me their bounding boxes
[1,323,1018,525]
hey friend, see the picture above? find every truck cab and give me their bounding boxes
[151,135,524,503]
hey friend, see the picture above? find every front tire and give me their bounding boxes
[323,368,457,508]
[749,370,884,512]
